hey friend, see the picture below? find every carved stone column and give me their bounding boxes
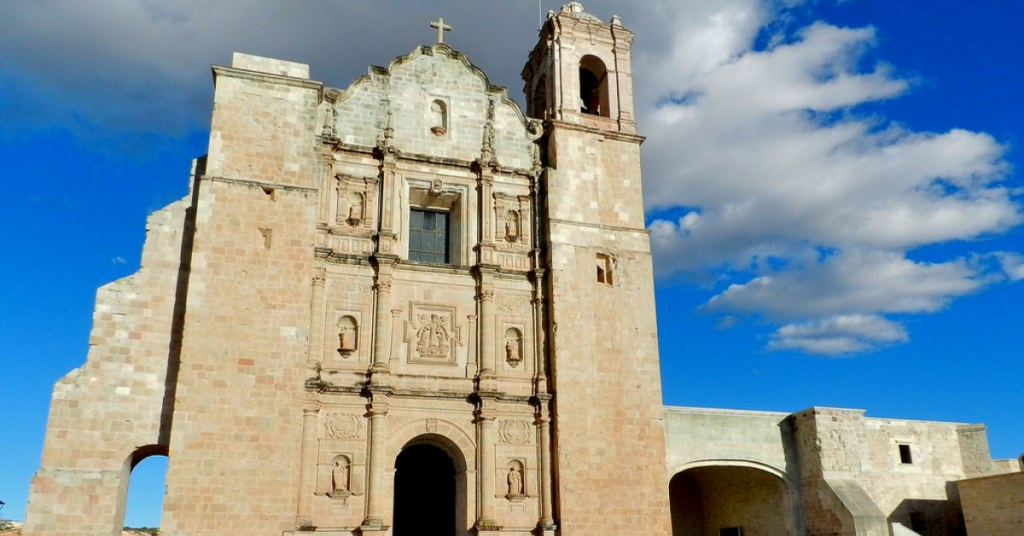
[371,257,396,374]
[296,406,320,527]
[466,314,478,377]
[536,407,555,531]
[307,272,326,377]
[476,405,499,530]
[530,269,547,393]
[479,288,496,377]
[388,309,402,369]
[362,402,389,530]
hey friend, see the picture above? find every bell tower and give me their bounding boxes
[523,2,637,133]
[525,3,671,535]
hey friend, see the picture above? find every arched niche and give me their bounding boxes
[430,99,449,136]
[337,315,358,356]
[504,327,524,368]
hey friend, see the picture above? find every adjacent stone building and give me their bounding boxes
[23,3,1020,536]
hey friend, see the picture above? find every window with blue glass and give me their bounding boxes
[409,209,449,264]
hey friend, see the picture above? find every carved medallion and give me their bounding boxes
[499,419,532,445]
[323,413,361,439]
[496,294,531,315]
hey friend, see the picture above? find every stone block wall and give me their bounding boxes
[957,472,1024,535]
[24,175,196,535]
[159,54,321,535]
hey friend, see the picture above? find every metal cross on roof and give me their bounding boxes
[430,17,452,44]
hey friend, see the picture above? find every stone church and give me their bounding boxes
[23,3,1022,536]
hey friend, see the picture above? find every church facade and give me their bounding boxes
[23,3,1019,536]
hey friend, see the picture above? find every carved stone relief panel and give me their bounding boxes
[407,303,461,365]
[333,174,379,237]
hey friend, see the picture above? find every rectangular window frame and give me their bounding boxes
[408,208,451,264]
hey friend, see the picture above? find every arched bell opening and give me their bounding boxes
[579,55,609,117]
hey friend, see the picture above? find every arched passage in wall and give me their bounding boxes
[669,464,793,536]
[119,445,169,531]
[390,433,470,536]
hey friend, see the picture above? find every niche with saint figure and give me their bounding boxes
[328,455,351,499]
[337,315,358,357]
[504,210,520,242]
[504,327,523,368]
[506,459,525,499]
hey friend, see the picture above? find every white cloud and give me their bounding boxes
[638,0,1022,354]
[767,314,908,355]
[996,252,1024,282]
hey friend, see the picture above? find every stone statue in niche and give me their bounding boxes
[337,316,358,356]
[505,210,520,242]
[505,327,523,368]
[416,313,451,358]
[328,456,351,498]
[507,461,524,497]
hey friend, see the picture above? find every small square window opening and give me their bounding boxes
[899,444,913,464]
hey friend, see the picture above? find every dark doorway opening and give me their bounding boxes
[393,443,456,536]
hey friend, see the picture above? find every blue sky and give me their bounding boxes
[1,0,1021,528]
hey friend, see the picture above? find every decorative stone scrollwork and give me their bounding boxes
[499,419,532,445]
[426,418,438,433]
[323,413,361,439]
[478,289,495,301]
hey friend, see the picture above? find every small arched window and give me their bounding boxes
[579,55,609,117]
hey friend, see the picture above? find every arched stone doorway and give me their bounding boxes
[669,465,794,536]
[392,440,461,536]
